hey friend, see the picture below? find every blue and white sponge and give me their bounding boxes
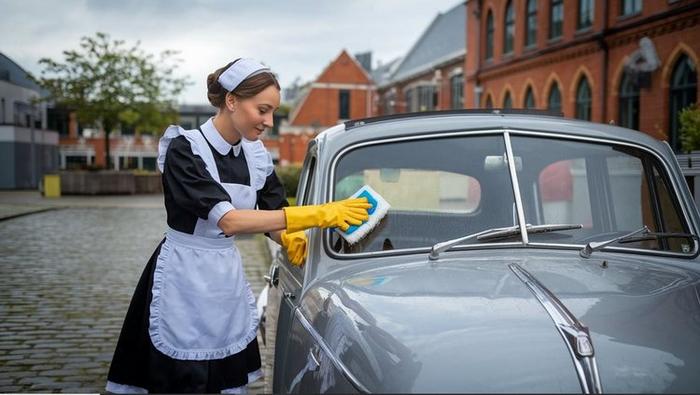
[337,185,390,245]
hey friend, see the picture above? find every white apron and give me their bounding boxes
[149,125,273,360]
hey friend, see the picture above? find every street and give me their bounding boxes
[0,203,270,392]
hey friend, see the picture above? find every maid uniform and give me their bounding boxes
[106,110,288,393]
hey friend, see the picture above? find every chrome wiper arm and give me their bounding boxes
[617,231,700,244]
[429,225,519,261]
[579,226,649,258]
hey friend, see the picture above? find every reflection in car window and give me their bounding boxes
[332,135,516,253]
[513,136,693,253]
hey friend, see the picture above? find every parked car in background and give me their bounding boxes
[261,110,700,393]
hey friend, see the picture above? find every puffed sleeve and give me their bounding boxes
[257,170,290,210]
[163,136,233,222]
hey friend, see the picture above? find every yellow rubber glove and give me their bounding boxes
[283,197,371,233]
[281,230,308,266]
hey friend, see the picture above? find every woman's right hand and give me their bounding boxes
[283,198,372,233]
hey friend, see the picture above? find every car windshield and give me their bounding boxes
[511,135,694,254]
[330,132,695,256]
[331,134,519,253]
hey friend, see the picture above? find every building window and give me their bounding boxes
[549,0,563,40]
[578,0,593,30]
[486,11,494,61]
[504,1,515,55]
[669,54,697,152]
[575,77,592,121]
[524,87,536,109]
[485,95,494,109]
[0,98,4,124]
[417,85,437,111]
[406,89,415,112]
[451,74,464,109]
[620,0,642,16]
[526,0,538,47]
[503,91,513,109]
[548,83,562,114]
[618,71,639,130]
[339,89,350,119]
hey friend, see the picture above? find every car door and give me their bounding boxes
[270,143,317,393]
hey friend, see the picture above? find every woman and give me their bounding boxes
[106,58,370,393]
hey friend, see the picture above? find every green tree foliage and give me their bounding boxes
[276,164,302,200]
[680,104,700,153]
[34,32,190,168]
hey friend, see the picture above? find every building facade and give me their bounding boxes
[376,2,467,116]
[464,0,699,151]
[279,50,375,164]
[0,53,59,189]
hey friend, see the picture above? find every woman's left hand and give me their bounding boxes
[280,230,308,266]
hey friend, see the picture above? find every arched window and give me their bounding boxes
[486,11,494,61]
[578,0,593,30]
[503,91,513,109]
[549,0,563,39]
[485,95,494,109]
[575,77,592,121]
[526,0,537,47]
[548,83,562,114]
[669,54,698,151]
[504,1,515,55]
[524,87,536,109]
[618,71,639,130]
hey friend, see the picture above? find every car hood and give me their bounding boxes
[301,250,700,393]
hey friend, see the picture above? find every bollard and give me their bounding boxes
[43,174,61,198]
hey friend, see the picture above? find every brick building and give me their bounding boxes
[377,2,467,115]
[464,0,699,151]
[279,50,375,164]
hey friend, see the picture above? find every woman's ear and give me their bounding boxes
[225,93,237,113]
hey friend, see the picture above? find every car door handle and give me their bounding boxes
[308,345,321,371]
[264,264,279,288]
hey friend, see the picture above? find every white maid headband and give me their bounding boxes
[217,58,270,92]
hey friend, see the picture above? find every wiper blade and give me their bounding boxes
[617,231,699,244]
[428,223,582,261]
[429,225,519,261]
[579,226,649,258]
[478,223,583,242]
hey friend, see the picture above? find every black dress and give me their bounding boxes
[106,131,288,393]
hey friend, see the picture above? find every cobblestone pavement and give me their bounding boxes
[0,207,271,393]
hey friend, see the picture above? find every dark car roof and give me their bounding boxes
[319,110,668,155]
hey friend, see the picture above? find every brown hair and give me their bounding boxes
[206,59,281,108]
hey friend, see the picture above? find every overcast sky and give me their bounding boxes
[2,0,462,104]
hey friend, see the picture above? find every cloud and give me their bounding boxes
[1,0,462,103]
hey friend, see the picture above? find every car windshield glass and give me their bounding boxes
[510,135,695,254]
[331,135,518,253]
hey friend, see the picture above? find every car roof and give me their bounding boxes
[318,110,668,155]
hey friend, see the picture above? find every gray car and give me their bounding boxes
[261,110,700,393]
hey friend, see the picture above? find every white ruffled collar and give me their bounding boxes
[200,118,242,157]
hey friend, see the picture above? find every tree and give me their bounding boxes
[680,104,700,153]
[34,32,190,168]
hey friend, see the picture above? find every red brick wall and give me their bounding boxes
[465,0,700,143]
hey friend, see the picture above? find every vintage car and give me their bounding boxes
[261,110,700,393]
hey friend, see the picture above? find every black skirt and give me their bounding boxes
[107,239,262,393]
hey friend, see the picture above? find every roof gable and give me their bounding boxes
[316,50,373,85]
[391,2,466,82]
[0,52,42,92]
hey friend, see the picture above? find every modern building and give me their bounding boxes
[0,53,59,189]
[464,0,699,151]
[376,2,467,115]
[279,50,375,164]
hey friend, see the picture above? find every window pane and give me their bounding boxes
[332,135,515,253]
[504,1,514,54]
[526,0,538,46]
[525,88,535,109]
[548,84,561,113]
[486,12,494,60]
[503,92,512,109]
[512,136,693,253]
[669,55,697,151]
[578,0,593,29]
[575,78,592,121]
[550,0,563,39]
[339,90,350,119]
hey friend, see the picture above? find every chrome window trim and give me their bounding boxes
[294,308,370,393]
[509,263,602,394]
[324,128,699,259]
[504,132,529,244]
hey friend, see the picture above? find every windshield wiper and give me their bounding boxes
[579,226,649,258]
[429,223,582,260]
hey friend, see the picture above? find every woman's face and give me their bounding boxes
[227,85,280,141]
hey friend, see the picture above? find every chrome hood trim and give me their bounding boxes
[509,263,603,393]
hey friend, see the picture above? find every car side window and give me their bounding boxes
[284,153,316,280]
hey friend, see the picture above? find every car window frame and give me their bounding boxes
[323,128,699,260]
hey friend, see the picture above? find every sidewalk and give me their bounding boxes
[0,191,164,221]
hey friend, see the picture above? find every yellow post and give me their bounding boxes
[43,174,61,198]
